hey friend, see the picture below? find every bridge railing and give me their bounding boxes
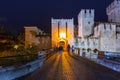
[0,48,55,68]
[0,54,38,67]
[0,48,56,80]
[74,48,120,72]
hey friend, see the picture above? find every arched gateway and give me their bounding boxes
[58,39,68,51]
[51,18,74,51]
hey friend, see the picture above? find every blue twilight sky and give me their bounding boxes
[0,0,113,33]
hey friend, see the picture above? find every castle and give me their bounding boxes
[52,0,120,52]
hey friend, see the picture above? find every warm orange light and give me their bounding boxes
[60,33,66,38]
[14,45,18,49]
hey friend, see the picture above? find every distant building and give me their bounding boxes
[24,26,51,50]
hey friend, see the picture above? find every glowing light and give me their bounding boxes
[60,33,66,39]
[14,45,18,49]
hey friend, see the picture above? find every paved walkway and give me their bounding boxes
[19,52,119,80]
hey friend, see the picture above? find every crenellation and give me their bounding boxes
[91,9,94,16]
[104,24,112,30]
[107,0,120,13]
[107,0,120,23]
[97,23,116,31]
[86,9,89,13]
[78,9,94,18]
[80,9,85,15]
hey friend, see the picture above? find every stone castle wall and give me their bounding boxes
[78,9,94,37]
[94,23,116,52]
[116,25,120,51]
[51,18,74,49]
[106,0,120,23]
[116,33,120,51]
[76,37,99,50]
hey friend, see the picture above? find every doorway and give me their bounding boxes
[59,41,65,50]
[58,40,68,51]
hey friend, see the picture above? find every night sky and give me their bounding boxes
[0,0,113,33]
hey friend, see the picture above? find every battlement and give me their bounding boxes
[103,23,112,30]
[117,33,120,39]
[96,23,116,31]
[107,0,120,14]
[78,9,94,18]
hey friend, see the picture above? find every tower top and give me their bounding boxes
[78,9,94,18]
[107,0,120,14]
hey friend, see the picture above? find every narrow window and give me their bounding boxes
[66,22,67,38]
[58,22,60,37]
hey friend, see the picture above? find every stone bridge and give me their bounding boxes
[17,52,120,80]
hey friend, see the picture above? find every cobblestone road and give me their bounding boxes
[19,52,120,80]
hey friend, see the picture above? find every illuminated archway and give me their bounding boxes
[58,39,68,51]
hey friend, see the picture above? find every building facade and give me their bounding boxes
[51,18,74,50]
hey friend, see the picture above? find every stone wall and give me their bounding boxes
[24,26,51,50]
[116,33,120,51]
[95,23,116,52]
[106,0,120,23]
[51,18,74,49]
[24,27,39,47]
[76,37,99,50]
[78,9,94,37]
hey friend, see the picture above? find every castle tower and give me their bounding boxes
[106,0,120,23]
[78,9,94,37]
[51,18,74,50]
